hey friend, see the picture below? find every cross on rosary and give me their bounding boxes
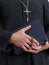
[24,9,31,22]
[19,0,31,22]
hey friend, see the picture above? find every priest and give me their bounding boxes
[0,0,49,65]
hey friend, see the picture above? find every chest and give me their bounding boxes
[1,0,43,18]
[0,0,43,29]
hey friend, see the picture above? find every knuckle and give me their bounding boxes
[21,29,24,31]
[25,49,28,52]
[36,51,39,53]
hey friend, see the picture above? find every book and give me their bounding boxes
[17,19,48,45]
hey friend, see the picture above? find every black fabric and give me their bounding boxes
[0,0,49,65]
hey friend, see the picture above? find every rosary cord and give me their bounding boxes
[18,0,26,8]
[18,0,29,9]
[27,0,29,9]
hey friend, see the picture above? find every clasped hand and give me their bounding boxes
[10,25,49,54]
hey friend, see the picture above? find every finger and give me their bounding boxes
[22,45,28,52]
[45,41,49,48]
[45,41,49,45]
[23,34,32,46]
[22,38,31,49]
[24,38,32,46]
[24,34,39,47]
[24,43,31,50]
[32,42,38,47]
[41,41,49,50]
[23,25,31,32]
[32,38,40,46]
[22,36,32,46]
[24,33,32,40]
[32,45,42,50]
[28,49,38,54]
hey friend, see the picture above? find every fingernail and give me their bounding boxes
[29,25,31,27]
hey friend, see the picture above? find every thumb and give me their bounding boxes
[23,25,31,32]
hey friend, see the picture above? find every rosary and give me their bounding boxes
[19,0,31,22]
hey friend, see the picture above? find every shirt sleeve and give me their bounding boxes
[0,25,12,52]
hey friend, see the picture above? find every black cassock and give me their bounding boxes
[0,0,49,65]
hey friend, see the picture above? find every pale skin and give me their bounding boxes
[31,41,49,54]
[10,25,49,54]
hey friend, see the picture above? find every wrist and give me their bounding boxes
[9,33,15,44]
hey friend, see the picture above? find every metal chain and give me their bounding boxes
[18,0,29,10]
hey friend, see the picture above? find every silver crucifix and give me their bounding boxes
[24,9,31,22]
[18,0,31,22]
